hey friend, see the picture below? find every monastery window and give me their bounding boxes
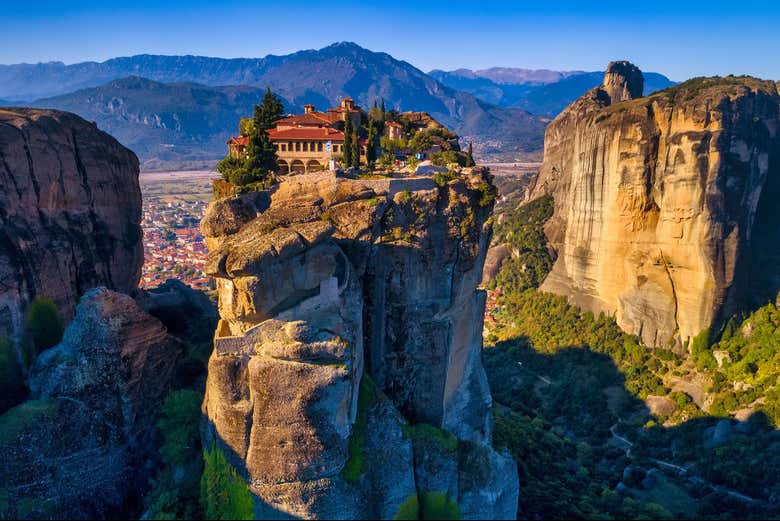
[318,142,323,152]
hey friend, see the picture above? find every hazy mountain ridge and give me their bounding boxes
[34,77,272,170]
[431,68,676,116]
[20,43,548,169]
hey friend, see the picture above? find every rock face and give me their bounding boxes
[0,288,181,519]
[0,108,142,342]
[201,170,518,519]
[532,65,780,348]
[602,61,643,103]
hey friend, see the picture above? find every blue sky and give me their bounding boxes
[2,0,779,81]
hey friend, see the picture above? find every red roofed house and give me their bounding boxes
[384,121,406,141]
[226,136,248,159]
[227,98,367,175]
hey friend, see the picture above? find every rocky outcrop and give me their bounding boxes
[0,288,181,519]
[532,65,780,348]
[0,108,142,342]
[602,61,643,103]
[201,170,518,519]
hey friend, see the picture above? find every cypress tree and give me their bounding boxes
[380,98,386,120]
[466,141,476,167]
[366,119,377,167]
[246,88,284,183]
[351,131,360,169]
[342,115,353,167]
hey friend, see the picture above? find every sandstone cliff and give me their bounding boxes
[532,63,780,348]
[0,108,143,341]
[201,170,518,519]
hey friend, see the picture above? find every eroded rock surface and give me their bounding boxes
[0,108,142,341]
[532,64,780,348]
[201,170,518,519]
[0,288,181,519]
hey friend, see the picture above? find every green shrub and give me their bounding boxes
[409,131,433,154]
[144,389,204,519]
[690,329,717,370]
[394,494,421,520]
[200,443,254,520]
[393,492,462,520]
[0,399,58,445]
[158,389,203,466]
[432,169,458,187]
[145,467,202,520]
[342,374,378,482]
[216,156,243,182]
[476,180,497,208]
[402,423,458,452]
[24,296,63,359]
[420,492,462,520]
[430,151,459,167]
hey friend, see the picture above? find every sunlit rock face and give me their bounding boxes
[201,170,518,519]
[0,108,143,341]
[533,64,780,348]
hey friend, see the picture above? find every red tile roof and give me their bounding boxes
[276,112,332,126]
[227,136,249,145]
[267,127,345,141]
[386,121,403,128]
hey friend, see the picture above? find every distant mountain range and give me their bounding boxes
[34,77,269,171]
[0,43,675,170]
[429,68,675,116]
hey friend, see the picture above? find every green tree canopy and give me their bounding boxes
[200,443,254,520]
[25,296,63,358]
[409,131,433,154]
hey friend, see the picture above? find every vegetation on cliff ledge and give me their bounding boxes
[200,443,254,520]
[342,374,379,482]
[217,88,284,188]
[393,491,462,520]
[654,75,779,104]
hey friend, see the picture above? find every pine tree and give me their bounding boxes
[466,141,476,167]
[342,114,353,167]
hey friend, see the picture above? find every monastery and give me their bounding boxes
[227,98,374,174]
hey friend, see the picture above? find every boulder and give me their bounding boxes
[1,288,181,519]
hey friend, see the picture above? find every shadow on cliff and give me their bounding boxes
[745,145,780,315]
[483,336,780,518]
